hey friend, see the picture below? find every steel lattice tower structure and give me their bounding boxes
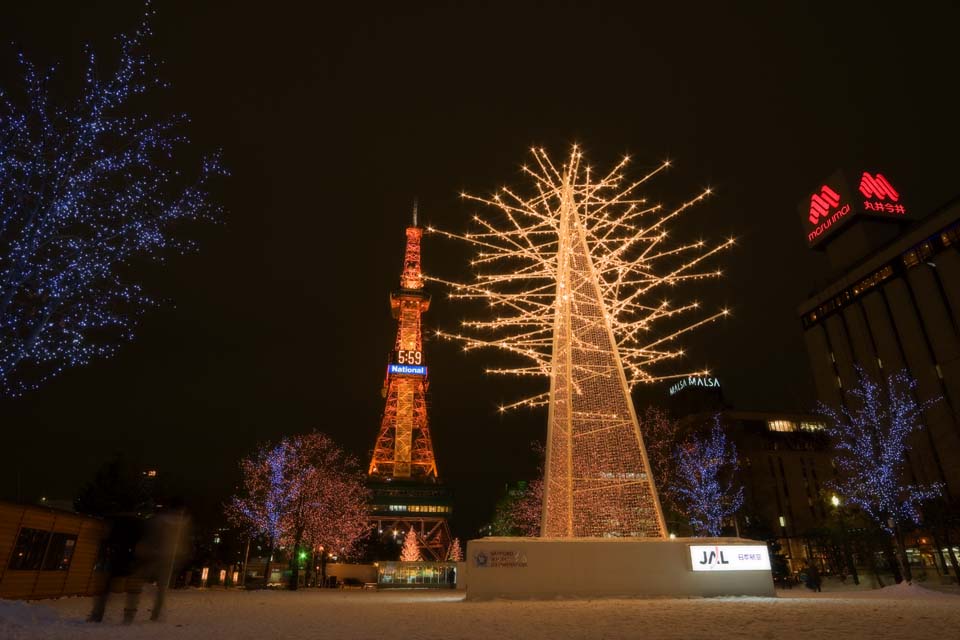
[368,207,451,560]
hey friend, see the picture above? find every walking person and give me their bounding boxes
[88,515,145,624]
[805,563,822,593]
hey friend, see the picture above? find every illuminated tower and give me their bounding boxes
[430,147,732,538]
[368,206,451,560]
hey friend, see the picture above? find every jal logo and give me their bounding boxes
[699,547,730,566]
[808,184,842,225]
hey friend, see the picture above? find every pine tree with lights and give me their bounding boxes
[819,367,942,582]
[672,416,743,537]
[0,6,224,396]
[400,529,422,562]
[447,538,463,562]
[431,146,732,537]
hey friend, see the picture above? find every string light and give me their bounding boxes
[818,367,942,533]
[0,6,224,396]
[672,416,744,537]
[430,147,732,538]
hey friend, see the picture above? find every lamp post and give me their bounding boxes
[832,495,859,585]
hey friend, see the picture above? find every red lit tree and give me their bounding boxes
[509,478,543,537]
[227,432,370,589]
[447,538,464,561]
[638,406,684,515]
[400,529,422,561]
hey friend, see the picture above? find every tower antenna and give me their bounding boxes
[412,199,419,227]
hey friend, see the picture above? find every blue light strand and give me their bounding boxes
[819,367,942,533]
[672,416,744,537]
[0,4,225,396]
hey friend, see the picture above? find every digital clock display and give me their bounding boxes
[395,349,423,365]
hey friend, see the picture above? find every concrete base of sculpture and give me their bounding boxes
[464,536,775,600]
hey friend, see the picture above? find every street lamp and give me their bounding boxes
[831,495,840,508]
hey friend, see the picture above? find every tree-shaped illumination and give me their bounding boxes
[429,146,731,411]
[431,147,731,538]
[447,538,464,562]
[400,529,422,562]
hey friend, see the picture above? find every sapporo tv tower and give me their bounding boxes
[367,204,452,560]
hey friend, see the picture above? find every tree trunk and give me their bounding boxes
[866,538,885,588]
[321,551,328,587]
[893,523,912,583]
[882,535,904,583]
[263,537,275,589]
[944,527,960,585]
[289,529,304,591]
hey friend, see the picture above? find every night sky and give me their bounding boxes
[2,1,959,539]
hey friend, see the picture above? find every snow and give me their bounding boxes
[2,583,958,640]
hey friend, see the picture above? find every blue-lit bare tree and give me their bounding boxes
[673,417,744,537]
[819,367,942,582]
[0,8,224,396]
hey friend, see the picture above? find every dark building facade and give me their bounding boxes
[799,190,960,499]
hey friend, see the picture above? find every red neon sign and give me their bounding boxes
[808,185,841,225]
[858,172,906,215]
[858,173,899,201]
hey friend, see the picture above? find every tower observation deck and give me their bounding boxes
[367,207,452,560]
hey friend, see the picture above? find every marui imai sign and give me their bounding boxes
[801,170,910,248]
[688,545,771,572]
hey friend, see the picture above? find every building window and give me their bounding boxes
[799,421,826,432]
[41,533,78,571]
[767,420,797,433]
[8,527,51,570]
[942,223,960,246]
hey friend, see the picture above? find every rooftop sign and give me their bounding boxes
[668,375,720,396]
[802,170,910,248]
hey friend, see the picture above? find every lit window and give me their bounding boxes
[767,420,797,433]
[799,422,825,432]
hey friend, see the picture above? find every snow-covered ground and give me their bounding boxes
[2,582,958,640]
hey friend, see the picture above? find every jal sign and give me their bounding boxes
[689,545,771,572]
[801,170,910,248]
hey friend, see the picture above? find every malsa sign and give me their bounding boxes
[801,170,909,247]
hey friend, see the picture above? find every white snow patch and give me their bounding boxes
[0,584,957,640]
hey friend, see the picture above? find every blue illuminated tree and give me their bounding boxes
[673,416,744,537]
[818,367,942,581]
[227,440,296,587]
[0,7,223,396]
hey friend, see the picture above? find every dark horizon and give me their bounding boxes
[2,1,959,540]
